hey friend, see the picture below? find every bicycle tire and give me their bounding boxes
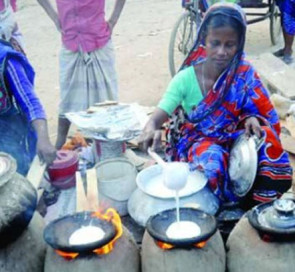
[168,11,199,77]
[270,0,282,45]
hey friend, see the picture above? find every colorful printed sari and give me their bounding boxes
[166,3,292,205]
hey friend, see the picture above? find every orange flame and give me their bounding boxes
[92,208,123,255]
[55,208,123,259]
[55,250,79,260]
[156,241,175,250]
[156,240,207,250]
[194,240,207,249]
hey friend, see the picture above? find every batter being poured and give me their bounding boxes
[163,162,202,239]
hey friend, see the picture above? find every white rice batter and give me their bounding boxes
[69,225,105,245]
[166,221,201,239]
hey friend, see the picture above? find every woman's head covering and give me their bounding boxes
[178,3,248,124]
[198,3,246,47]
[182,3,247,69]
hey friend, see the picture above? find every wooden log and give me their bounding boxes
[280,133,295,155]
[86,168,99,210]
[75,172,89,212]
[249,53,295,99]
[286,115,295,138]
[270,94,295,120]
[26,156,46,189]
[26,156,46,200]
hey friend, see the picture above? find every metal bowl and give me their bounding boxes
[136,164,207,199]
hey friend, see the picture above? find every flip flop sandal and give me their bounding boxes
[282,55,293,65]
[273,49,285,57]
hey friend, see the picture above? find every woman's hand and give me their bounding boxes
[244,117,263,138]
[138,129,162,152]
[31,119,56,165]
[137,108,169,152]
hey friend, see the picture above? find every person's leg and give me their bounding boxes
[273,2,294,59]
[282,31,294,55]
[57,47,86,150]
[55,117,71,150]
[89,40,118,103]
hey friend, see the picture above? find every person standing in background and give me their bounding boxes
[273,0,295,64]
[0,0,24,51]
[37,0,126,149]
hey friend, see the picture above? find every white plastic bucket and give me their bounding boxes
[95,158,137,215]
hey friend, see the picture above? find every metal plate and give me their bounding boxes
[229,134,259,197]
[136,164,207,199]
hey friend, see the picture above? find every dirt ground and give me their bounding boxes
[16,0,289,139]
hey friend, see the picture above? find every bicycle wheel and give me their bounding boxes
[270,0,282,45]
[168,11,199,77]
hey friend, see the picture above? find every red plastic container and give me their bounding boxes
[48,150,79,189]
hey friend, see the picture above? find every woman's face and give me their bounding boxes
[205,26,239,71]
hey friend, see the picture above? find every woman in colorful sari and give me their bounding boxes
[139,3,292,208]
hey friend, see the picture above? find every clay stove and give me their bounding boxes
[141,208,226,272]
[44,208,140,272]
[227,199,295,272]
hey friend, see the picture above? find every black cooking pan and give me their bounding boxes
[43,211,117,253]
[146,207,217,248]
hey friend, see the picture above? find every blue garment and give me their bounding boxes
[278,0,295,35]
[0,40,45,175]
[0,107,37,175]
[6,59,46,121]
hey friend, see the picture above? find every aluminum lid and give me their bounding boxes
[258,199,295,229]
[229,134,260,197]
[0,152,17,187]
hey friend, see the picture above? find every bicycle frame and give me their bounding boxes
[182,0,199,13]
